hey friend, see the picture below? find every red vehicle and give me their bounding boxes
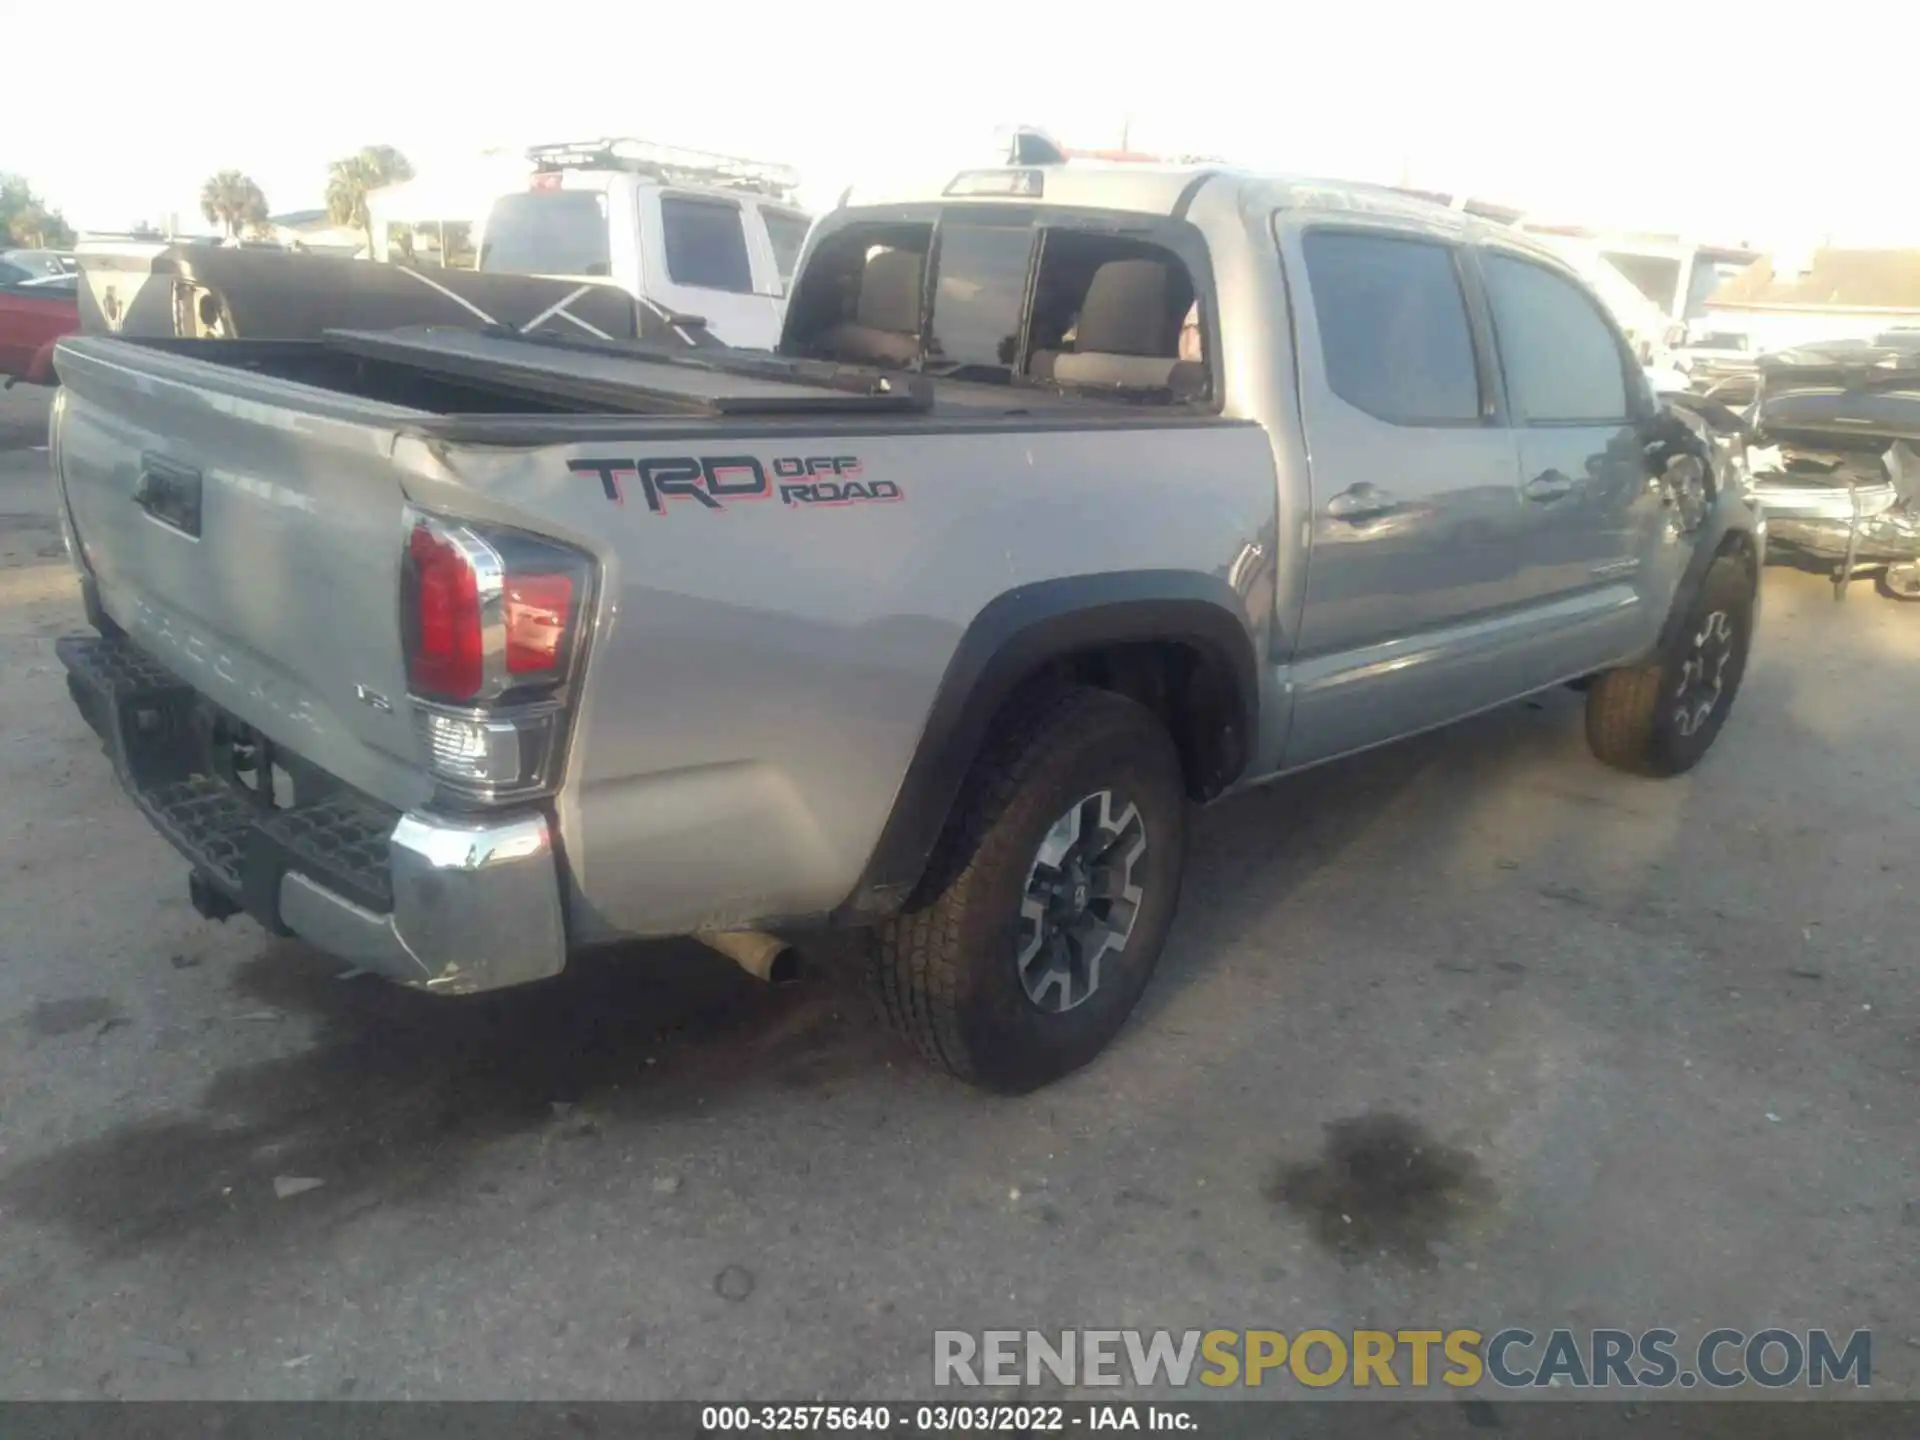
[0,269,80,386]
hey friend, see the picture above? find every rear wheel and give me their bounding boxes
[1586,554,1755,777]
[872,686,1188,1093]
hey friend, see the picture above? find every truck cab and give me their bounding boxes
[473,139,813,350]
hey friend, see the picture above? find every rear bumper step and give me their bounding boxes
[58,633,567,993]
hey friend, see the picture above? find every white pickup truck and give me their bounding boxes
[471,139,814,349]
[76,141,814,353]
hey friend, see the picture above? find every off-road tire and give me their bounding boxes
[873,686,1188,1093]
[1586,554,1755,777]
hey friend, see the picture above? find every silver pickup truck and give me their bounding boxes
[50,162,1763,1091]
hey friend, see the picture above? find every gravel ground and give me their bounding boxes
[0,383,1913,1402]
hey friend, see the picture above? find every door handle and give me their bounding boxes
[1523,469,1577,503]
[1325,484,1400,523]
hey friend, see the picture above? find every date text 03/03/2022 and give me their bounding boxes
[699,1405,1189,1432]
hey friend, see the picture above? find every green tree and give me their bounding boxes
[325,145,414,254]
[0,173,77,248]
[199,170,269,239]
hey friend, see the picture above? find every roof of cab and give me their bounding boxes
[838,162,1558,255]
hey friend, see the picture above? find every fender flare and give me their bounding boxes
[1657,510,1763,655]
[836,571,1259,922]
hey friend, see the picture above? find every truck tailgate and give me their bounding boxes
[53,337,430,811]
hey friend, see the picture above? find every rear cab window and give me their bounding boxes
[781,205,1212,403]
[478,190,613,277]
[924,220,1033,377]
[1299,229,1484,425]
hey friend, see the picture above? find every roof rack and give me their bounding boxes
[524,137,801,201]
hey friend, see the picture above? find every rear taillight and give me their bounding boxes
[400,512,594,805]
[505,572,574,675]
[407,524,485,700]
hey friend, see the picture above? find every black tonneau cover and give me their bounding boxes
[326,325,937,417]
[1757,339,1920,446]
[324,325,1197,423]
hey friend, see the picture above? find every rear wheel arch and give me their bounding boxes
[836,572,1259,922]
[1657,519,1762,655]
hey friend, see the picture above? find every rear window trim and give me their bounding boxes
[922,211,1042,383]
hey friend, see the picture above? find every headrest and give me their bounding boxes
[1076,259,1184,357]
[856,248,924,334]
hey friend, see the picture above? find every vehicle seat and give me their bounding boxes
[817,248,924,366]
[1031,258,1202,393]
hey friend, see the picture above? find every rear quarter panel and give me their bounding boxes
[410,421,1279,939]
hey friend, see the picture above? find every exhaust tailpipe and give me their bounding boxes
[696,931,800,985]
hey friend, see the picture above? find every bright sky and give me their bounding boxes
[9,0,1914,251]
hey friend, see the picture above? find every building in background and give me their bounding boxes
[366,151,535,266]
[262,209,366,255]
[1699,249,1920,350]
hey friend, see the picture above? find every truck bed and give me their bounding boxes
[89,326,1213,436]
[51,328,1272,942]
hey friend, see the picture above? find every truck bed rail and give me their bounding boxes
[324,325,937,417]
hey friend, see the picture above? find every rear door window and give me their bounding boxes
[1301,230,1483,425]
[661,196,754,294]
[924,220,1035,374]
[478,191,611,277]
[762,210,811,287]
[1483,252,1632,423]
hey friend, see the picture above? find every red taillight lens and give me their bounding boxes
[402,512,594,803]
[505,573,574,675]
[406,523,484,701]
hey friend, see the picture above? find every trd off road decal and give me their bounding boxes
[567,456,901,513]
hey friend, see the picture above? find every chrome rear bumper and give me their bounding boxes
[59,632,568,994]
[277,811,566,992]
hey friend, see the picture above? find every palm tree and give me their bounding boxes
[7,204,58,248]
[200,170,269,239]
[325,145,415,255]
[2,172,76,248]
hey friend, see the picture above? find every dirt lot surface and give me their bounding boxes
[0,384,1913,1401]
